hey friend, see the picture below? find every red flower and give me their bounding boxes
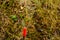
[22,27,27,37]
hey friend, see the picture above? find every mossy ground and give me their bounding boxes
[0,0,60,40]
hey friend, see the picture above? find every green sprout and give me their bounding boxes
[10,15,18,21]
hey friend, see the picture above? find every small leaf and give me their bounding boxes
[10,15,18,21]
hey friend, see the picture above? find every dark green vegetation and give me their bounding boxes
[0,0,60,40]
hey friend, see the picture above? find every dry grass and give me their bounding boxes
[0,0,60,40]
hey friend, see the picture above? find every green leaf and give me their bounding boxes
[10,15,18,21]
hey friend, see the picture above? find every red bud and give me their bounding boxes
[22,27,27,37]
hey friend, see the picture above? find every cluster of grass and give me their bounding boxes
[0,0,60,40]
